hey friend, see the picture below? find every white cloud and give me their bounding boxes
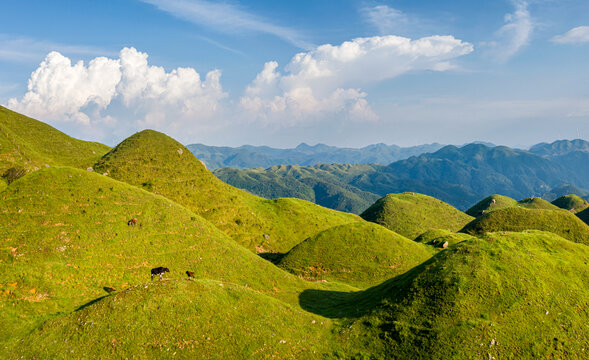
[361,5,409,35]
[551,26,589,44]
[141,0,311,49]
[240,35,473,124]
[482,0,534,62]
[6,47,226,141]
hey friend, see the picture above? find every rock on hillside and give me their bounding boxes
[360,192,473,239]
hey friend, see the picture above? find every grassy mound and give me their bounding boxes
[278,222,432,288]
[93,130,358,253]
[0,167,341,344]
[329,231,589,359]
[465,194,517,216]
[11,279,333,359]
[466,195,559,217]
[0,106,109,174]
[460,207,589,245]
[360,193,473,239]
[552,194,589,213]
[516,197,560,210]
[414,229,474,248]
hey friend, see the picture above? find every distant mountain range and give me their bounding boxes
[187,142,446,169]
[213,139,589,213]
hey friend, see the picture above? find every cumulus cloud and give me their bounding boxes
[240,35,473,124]
[482,0,534,62]
[7,47,226,142]
[551,26,589,44]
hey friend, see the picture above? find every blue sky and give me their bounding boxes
[1,0,588,148]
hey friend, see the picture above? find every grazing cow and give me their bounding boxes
[151,267,170,280]
[490,199,496,205]
[128,218,138,226]
[186,271,195,279]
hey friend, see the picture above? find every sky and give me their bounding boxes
[1,0,589,148]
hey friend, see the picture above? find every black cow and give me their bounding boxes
[151,267,170,280]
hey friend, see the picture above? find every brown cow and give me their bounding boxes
[186,271,195,279]
[128,218,138,226]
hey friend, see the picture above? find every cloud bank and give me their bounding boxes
[7,47,226,141]
[240,35,474,124]
[551,26,589,44]
[6,35,473,143]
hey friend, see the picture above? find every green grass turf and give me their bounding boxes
[278,222,432,288]
[360,192,474,239]
[10,279,334,359]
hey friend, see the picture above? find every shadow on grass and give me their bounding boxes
[257,252,285,264]
[75,295,109,312]
[298,255,439,319]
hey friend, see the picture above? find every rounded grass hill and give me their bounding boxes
[278,222,432,288]
[93,130,359,253]
[0,106,109,174]
[360,192,473,239]
[10,279,333,359]
[460,207,589,245]
[466,194,559,217]
[552,194,589,213]
[328,231,589,359]
[0,166,347,348]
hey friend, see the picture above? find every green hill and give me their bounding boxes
[460,207,589,245]
[0,106,109,175]
[360,193,474,239]
[10,279,333,359]
[466,195,560,217]
[315,231,589,359]
[552,194,589,213]
[93,130,359,253]
[0,167,348,346]
[278,222,432,288]
[465,194,517,216]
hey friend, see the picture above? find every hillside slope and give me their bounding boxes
[360,193,473,239]
[93,130,359,253]
[11,279,334,359]
[0,167,346,345]
[0,106,109,174]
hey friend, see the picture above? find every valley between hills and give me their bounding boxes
[1,105,589,359]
